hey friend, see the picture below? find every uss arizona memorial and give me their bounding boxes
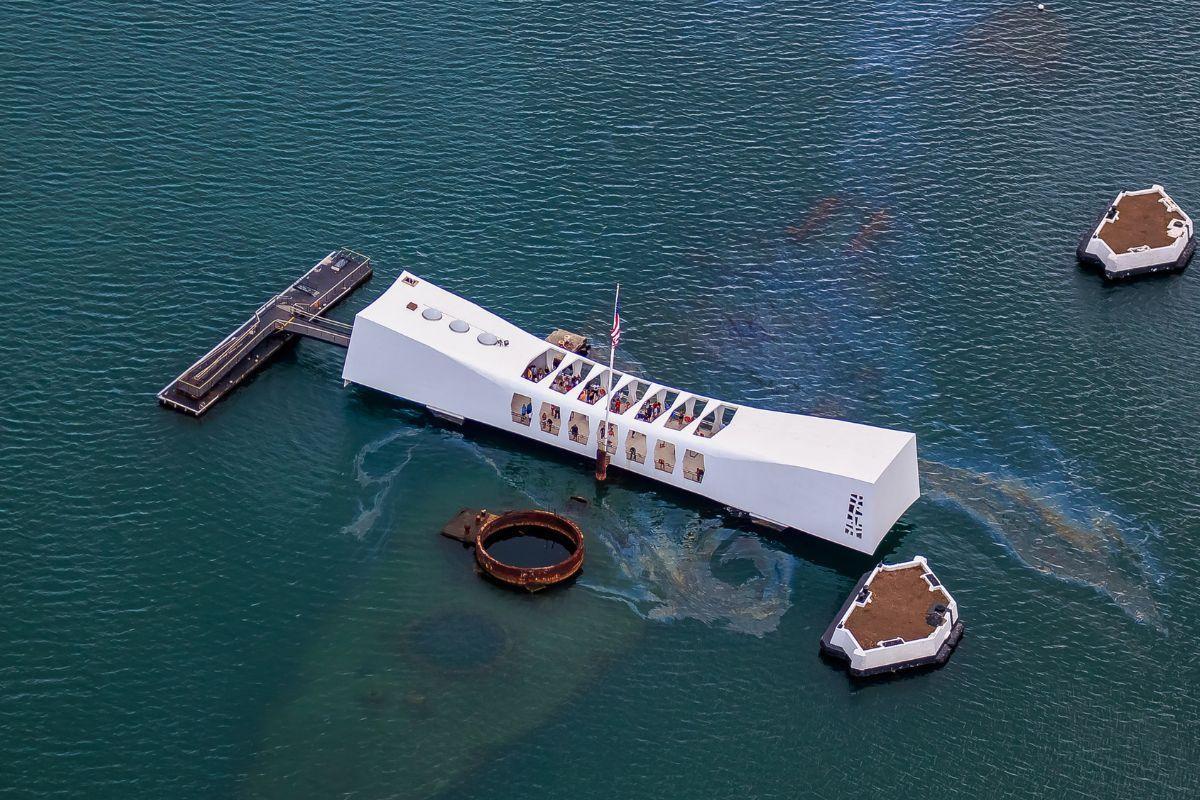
[342,272,921,554]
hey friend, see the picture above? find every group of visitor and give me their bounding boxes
[540,404,561,432]
[666,404,702,429]
[579,384,607,404]
[522,364,549,382]
[551,371,583,393]
[636,400,665,422]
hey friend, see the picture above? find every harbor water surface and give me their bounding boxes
[2,2,1199,798]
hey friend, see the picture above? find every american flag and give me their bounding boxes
[610,292,621,348]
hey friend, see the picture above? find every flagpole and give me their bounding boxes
[595,283,619,481]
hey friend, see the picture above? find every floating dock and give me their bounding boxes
[158,249,372,417]
[1077,185,1195,279]
[820,555,963,678]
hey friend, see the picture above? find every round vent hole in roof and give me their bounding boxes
[477,332,499,345]
[421,308,443,321]
[449,320,470,333]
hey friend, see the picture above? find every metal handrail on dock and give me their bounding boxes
[158,248,374,417]
[179,318,273,397]
[276,303,355,329]
[275,317,353,347]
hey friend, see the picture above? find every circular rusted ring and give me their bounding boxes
[475,510,584,591]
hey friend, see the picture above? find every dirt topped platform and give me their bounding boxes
[1098,189,1186,253]
[844,565,950,649]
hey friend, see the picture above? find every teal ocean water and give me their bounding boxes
[3,1,1199,797]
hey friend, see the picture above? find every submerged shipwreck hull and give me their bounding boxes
[342,273,920,554]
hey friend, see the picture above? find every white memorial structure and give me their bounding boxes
[342,272,921,554]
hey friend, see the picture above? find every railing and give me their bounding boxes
[627,450,645,464]
[654,459,674,473]
[280,304,354,330]
[297,257,372,312]
[276,317,351,347]
[176,253,371,399]
[569,432,588,445]
[178,318,273,398]
[610,395,633,414]
[683,469,703,483]
[511,412,531,426]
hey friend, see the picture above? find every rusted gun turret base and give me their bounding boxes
[439,508,584,592]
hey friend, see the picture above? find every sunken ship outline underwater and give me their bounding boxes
[342,272,920,554]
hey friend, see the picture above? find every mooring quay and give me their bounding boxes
[157,249,372,416]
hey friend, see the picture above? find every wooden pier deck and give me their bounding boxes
[157,248,372,417]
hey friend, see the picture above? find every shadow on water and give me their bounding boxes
[461,431,799,638]
[816,645,958,693]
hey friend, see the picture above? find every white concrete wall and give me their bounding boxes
[1087,234,1187,271]
[862,435,921,552]
[832,619,947,672]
